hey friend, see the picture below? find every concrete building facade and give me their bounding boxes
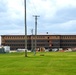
[1,35,76,50]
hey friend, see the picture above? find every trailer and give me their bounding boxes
[4,46,10,53]
[0,46,10,53]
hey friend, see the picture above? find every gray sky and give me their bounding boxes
[0,0,76,36]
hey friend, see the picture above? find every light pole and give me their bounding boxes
[33,15,40,55]
[24,0,27,57]
[31,29,33,52]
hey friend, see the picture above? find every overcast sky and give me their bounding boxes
[0,0,76,36]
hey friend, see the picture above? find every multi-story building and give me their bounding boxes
[1,35,76,50]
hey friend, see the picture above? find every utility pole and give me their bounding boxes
[24,0,27,57]
[33,15,40,55]
[31,29,33,52]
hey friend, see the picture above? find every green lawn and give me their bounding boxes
[0,52,76,75]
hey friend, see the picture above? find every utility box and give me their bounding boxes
[0,47,5,53]
[4,46,10,53]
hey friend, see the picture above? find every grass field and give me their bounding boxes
[0,52,76,75]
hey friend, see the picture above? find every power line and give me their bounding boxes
[27,0,38,15]
[27,0,36,15]
[31,0,38,15]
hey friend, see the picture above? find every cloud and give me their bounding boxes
[0,0,76,35]
[0,0,25,35]
[36,0,76,34]
[0,0,7,12]
[53,7,76,23]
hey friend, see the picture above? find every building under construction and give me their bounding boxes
[1,35,76,50]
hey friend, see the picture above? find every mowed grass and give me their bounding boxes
[0,52,76,75]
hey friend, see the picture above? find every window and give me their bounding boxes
[56,36,58,38]
[48,37,49,39]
